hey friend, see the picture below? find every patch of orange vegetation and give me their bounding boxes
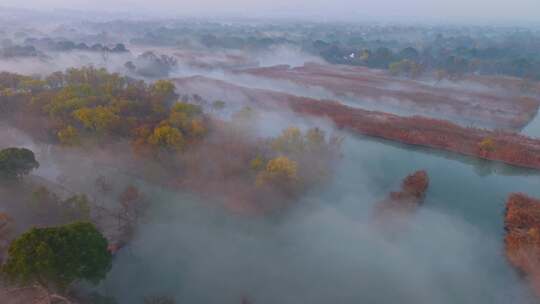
[375,170,429,217]
[288,95,540,170]
[505,193,540,298]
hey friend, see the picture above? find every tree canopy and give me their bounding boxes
[0,67,210,157]
[2,221,112,290]
[256,156,298,189]
[0,147,39,179]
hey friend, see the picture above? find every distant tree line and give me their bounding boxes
[0,45,42,59]
[23,37,128,53]
[309,35,540,80]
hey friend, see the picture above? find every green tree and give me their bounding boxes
[2,222,112,291]
[0,147,39,179]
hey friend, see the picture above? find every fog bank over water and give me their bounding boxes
[100,135,539,304]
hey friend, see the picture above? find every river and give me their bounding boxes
[100,132,540,304]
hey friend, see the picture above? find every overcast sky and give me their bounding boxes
[3,0,540,23]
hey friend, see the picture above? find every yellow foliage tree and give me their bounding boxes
[256,156,298,188]
[168,111,191,130]
[73,106,120,134]
[166,102,206,138]
[57,125,80,146]
[478,137,496,153]
[148,125,184,150]
[271,127,305,154]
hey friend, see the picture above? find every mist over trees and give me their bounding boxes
[1,5,540,304]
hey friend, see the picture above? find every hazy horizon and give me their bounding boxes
[2,0,540,24]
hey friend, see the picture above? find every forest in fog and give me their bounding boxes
[1,2,540,304]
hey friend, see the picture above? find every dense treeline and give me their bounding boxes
[310,33,540,80]
[0,67,343,302]
[91,19,540,80]
[23,38,128,53]
[0,39,128,60]
[0,67,342,211]
[0,67,208,153]
[8,20,540,80]
[0,45,42,59]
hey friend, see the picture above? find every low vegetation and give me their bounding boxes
[375,170,430,218]
[505,193,540,298]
